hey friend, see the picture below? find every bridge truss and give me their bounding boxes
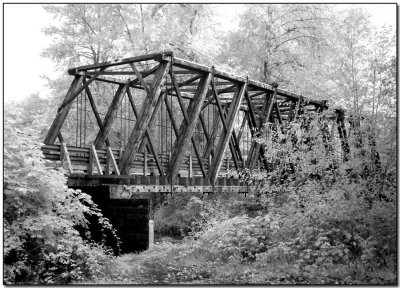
[42,51,349,194]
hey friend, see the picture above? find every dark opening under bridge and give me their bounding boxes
[41,51,349,252]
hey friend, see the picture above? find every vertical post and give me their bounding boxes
[105,148,111,175]
[189,153,193,178]
[148,220,154,249]
[143,151,148,176]
[88,144,93,175]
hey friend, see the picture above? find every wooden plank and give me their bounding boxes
[189,153,193,178]
[91,145,103,175]
[168,67,209,179]
[94,84,128,148]
[119,60,171,174]
[209,81,247,184]
[68,51,173,72]
[108,147,120,175]
[143,151,147,175]
[44,76,83,144]
[167,71,212,183]
[105,147,111,175]
[61,142,73,174]
[88,143,93,175]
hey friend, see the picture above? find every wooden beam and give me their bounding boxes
[126,86,165,176]
[68,51,173,72]
[138,92,166,152]
[236,112,248,144]
[274,101,283,125]
[60,142,73,174]
[94,84,128,148]
[129,62,152,95]
[247,90,272,170]
[202,84,236,109]
[119,60,171,174]
[58,67,106,112]
[209,82,247,184]
[167,71,212,183]
[84,83,110,147]
[244,88,268,169]
[292,98,302,121]
[248,86,278,171]
[164,96,179,135]
[90,145,103,175]
[165,74,202,92]
[212,80,240,169]
[173,56,333,110]
[168,67,209,179]
[202,105,224,160]
[198,114,213,158]
[126,88,150,154]
[107,147,120,175]
[44,75,83,144]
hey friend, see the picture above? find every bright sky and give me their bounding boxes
[2,3,396,103]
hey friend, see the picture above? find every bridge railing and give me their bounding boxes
[41,144,240,177]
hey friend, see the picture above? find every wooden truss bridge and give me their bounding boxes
[42,51,349,195]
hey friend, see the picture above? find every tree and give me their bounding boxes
[219,4,330,85]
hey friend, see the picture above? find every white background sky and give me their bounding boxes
[2,3,397,104]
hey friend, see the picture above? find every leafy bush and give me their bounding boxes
[4,104,122,284]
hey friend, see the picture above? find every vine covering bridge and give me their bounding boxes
[42,51,349,196]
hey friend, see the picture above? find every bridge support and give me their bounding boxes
[119,59,171,174]
[44,76,83,144]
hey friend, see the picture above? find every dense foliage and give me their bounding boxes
[3,104,127,284]
[121,112,396,285]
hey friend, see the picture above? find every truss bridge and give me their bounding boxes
[42,51,349,196]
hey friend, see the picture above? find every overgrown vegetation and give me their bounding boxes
[3,105,128,284]
[119,112,396,285]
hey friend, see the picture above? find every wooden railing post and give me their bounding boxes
[189,153,193,178]
[60,142,73,174]
[143,151,148,176]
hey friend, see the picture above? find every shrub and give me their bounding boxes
[4,104,120,284]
